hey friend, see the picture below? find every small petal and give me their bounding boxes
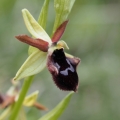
[47,48,80,92]
[14,50,47,81]
[22,9,52,45]
[23,91,39,107]
[52,21,68,43]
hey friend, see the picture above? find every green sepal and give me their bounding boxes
[38,92,74,120]
[14,50,47,81]
[28,47,39,56]
[22,9,52,44]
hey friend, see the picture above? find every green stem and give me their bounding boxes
[9,75,34,120]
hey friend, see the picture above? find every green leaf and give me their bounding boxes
[39,92,74,120]
[52,0,75,34]
[38,0,50,29]
[22,9,52,44]
[23,90,39,107]
[0,105,13,120]
[14,49,47,81]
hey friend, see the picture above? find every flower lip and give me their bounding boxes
[47,48,80,92]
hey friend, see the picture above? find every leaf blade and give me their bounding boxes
[39,92,74,120]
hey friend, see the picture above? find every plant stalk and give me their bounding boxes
[9,75,34,120]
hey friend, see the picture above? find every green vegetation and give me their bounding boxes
[0,0,120,120]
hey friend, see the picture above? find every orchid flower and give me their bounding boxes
[14,9,80,92]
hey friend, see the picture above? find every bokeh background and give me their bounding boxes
[0,0,120,120]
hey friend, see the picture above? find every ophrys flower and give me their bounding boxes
[15,9,80,92]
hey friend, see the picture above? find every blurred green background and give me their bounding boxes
[0,0,120,120]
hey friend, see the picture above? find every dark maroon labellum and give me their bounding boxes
[48,48,79,92]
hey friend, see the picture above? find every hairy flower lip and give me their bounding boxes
[47,48,80,92]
